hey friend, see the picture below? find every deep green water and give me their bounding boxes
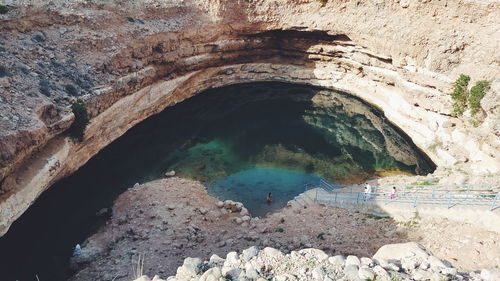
[0,82,434,281]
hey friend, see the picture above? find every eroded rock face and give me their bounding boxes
[0,0,499,236]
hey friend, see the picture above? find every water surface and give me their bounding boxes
[207,168,322,217]
[0,82,434,281]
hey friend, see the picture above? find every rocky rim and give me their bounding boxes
[69,178,500,281]
[1,0,499,237]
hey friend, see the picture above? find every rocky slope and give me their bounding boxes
[0,0,499,236]
[134,242,500,281]
[68,178,500,281]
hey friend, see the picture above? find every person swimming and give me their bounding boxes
[266,192,273,203]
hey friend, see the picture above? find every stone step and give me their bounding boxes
[300,195,315,205]
[294,196,307,206]
[302,192,316,203]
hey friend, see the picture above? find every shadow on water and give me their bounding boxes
[0,82,434,281]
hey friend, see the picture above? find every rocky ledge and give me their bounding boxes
[134,242,500,281]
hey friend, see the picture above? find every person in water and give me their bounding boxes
[266,192,273,203]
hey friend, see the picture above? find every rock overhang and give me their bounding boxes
[0,0,499,237]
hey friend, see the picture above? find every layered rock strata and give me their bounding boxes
[0,0,499,236]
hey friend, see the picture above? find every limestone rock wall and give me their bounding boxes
[0,0,499,236]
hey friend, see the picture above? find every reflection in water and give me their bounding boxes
[0,82,434,281]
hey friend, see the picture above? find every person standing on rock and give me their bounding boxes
[364,183,372,200]
[390,186,396,199]
[73,244,81,256]
[266,192,273,204]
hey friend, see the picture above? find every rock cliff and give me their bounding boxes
[0,0,499,236]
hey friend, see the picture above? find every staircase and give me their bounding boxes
[287,189,317,208]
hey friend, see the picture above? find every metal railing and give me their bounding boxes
[306,182,500,211]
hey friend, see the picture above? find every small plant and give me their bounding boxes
[398,210,420,227]
[451,74,470,117]
[468,80,490,116]
[316,0,328,6]
[131,253,145,279]
[275,227,284,233]
[450,75,491,124]
[317,232,326,240]
[64,84,78,96]
[0,4,8,14]
[409,180,434,187]
[69,99,90,142]
[127,17,135,23]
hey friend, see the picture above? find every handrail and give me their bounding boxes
[306,180,500,211]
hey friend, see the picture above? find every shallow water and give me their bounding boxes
[207,168,322,217]
[0,82,434,281]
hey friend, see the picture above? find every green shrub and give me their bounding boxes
[0,4,8,14]
[127,17,135,23]
[451,74,470,117]
[64,84,78,96]
[468,80,490,116]
[69,99,90,142]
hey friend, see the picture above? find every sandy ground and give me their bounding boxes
[69,178,500,281]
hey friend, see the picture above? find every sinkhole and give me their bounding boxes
[0,82,434,281]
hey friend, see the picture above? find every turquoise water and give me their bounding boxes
[207,168,322,217]
[0,82,435,281]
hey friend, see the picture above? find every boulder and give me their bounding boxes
[176,257,203,279]
[263,247,283,258]
[344,264,360,280]
[134,276,151,281]
[346,255,361,267]
[164,170,176,177]
[298,248,329,262]
[225,251,239,266]
[360,257,373,267]
[373,242,431,264]
[481,269,500,281]
[358,267,375,280]
[373,265,390,281]
[312,266,326,280]
[223,200,234,208]
[240,207,250,216]
[199,267,222,281]
[328,255,346,267]
[209,254,225,266]
[242,246,259,261]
